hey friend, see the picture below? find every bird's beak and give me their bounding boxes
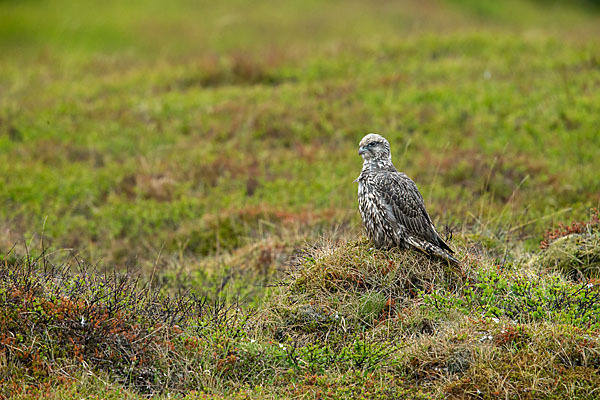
[358,146,367,155]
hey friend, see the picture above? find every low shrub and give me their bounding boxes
[0,252,250,396]
[424,267,600,330]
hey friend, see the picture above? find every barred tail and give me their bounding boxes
[406,236,460,265]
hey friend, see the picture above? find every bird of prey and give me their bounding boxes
[355,133,459,264]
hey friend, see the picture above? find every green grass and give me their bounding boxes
[1,0,600,398]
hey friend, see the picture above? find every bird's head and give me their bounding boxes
[358,133,392,163]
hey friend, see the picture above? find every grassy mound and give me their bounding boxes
[533,210,600,279]
[252,238,600,398]
[262,239,470,344]
[533,233,600,279]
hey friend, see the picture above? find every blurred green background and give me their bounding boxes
[1,0,599,279]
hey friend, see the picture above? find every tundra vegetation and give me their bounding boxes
[1,0,600,398]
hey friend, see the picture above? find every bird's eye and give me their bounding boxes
[367,142,376,148]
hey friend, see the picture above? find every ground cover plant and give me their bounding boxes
[1,0,600,398]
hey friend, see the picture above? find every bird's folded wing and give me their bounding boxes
[372,172,435,238]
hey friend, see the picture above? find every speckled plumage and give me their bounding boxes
[356,133,458,264]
